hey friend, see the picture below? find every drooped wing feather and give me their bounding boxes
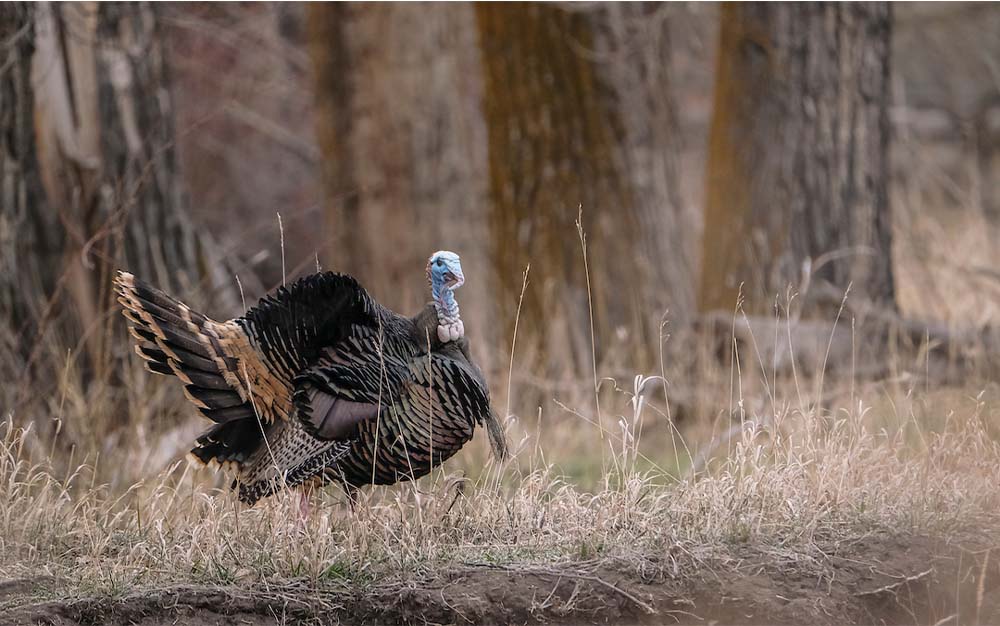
[292,328,494,486]
[292,326,415,440]
[335,352,493,486]
[292,323,495,444]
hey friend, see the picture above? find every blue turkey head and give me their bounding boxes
[427,250,465,294]
[427,251,465,342]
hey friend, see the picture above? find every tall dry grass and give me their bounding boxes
[2,306,999,599]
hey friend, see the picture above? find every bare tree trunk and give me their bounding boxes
[1,3,237,412]
[308,4,492,347]
[307,4,361,280]
[592,4,695,325]
[477,4,685,372]
[0,3,49,364]
[698,2,894,315]
[308,4,690,374]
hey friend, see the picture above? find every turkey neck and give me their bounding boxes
[431,281,460,326]
[411,303,468,351]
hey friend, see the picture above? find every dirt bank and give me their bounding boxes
[5,533,998,625]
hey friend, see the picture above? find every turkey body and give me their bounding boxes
[115,269,505,505]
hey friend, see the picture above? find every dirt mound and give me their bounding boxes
[5,534,998,625]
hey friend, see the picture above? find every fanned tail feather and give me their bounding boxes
[114,271,264,474]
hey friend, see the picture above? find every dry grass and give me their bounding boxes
[2,320,999,605]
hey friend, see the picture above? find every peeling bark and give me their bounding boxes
[1,3,238,407]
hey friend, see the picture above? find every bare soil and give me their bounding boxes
[4,533,998,626]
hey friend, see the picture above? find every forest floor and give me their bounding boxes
[4,528,999,625]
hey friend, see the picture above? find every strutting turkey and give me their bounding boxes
[115,251,507,505]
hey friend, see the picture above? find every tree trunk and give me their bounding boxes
[592,4,695,325]
[308,4,689,375]
[0,3,46,362]
[477,4,690,372]
[1,3,237,413]
[698,2,894,315]
[307,4,361,280]
[308,4,493,348]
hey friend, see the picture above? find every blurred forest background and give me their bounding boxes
[2,2,1000,485]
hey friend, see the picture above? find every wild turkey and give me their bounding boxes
[115,251,507,505]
